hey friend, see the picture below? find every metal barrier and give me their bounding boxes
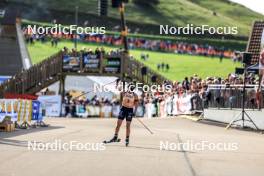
[206,84,264,110]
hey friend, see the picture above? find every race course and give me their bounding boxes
[0,117,264,176]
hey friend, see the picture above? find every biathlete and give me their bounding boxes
[104,84,138,146]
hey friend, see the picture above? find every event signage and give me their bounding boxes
[38,95,62,117]
[260,29,264,85]
[32,101,41,121]
[83,54,100,69]
[103,57,121,74]
[63,55,81,71]
[0,99,18,122]
[0,99,42,123]
[17,99,32,123]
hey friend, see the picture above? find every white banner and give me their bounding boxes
[102,105,112,118]
[164,94,192,116]
[112,105,120,117]
[0,99,18,122]
[86,105,100,116]
[260,29,264,85]
[38,95,61,117]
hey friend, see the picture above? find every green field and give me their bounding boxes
[27,40,242,81]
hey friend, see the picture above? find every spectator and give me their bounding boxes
[165,64,170,72]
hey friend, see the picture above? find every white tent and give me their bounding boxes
[47,76,120,100]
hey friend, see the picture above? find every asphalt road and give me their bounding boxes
[0,117,264,176]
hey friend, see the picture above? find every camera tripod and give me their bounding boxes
[226,65,259,130]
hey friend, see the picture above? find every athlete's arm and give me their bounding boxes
[120,92,125,105]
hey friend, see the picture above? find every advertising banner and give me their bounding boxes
[103,57,121,74]
[38,95,62,117]
[32,100,41,121]
[63,55,80,71]
[86,105,100,116]
[0,99,42,123]
[17,99,33,123]
[174,95,192,115]
[165,95,192,116]
[83,54,100,69]
[260,29,264,85]
[0,99,18,122]
[112,105,120,117]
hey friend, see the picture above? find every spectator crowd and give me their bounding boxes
[23,28,237,59]
[62,73,263,118]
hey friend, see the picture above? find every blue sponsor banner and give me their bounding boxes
[32,100,41,121]
[83,54,100,69]
[63,55,80,71]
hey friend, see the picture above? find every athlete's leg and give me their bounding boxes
[115,119,123,136]
[114,106,125,138]
[107,119,123,142]
[125,108,134,146]
[126,121,131,138]
[125,121,131,146]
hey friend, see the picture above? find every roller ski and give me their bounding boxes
[103,136,121,144]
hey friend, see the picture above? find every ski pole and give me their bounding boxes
[135,117,154,135]
[134,107,154,135]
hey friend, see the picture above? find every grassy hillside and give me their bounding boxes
[10,0,264,36]
[22,20,248,50]
[27,40,241,81]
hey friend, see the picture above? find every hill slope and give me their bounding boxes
[8,0,264,36]
[27,41,241,80]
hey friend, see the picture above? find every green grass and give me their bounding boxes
[27,40,242,81]
[12,0,264,36]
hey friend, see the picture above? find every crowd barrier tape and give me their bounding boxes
[0,99,42,124]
